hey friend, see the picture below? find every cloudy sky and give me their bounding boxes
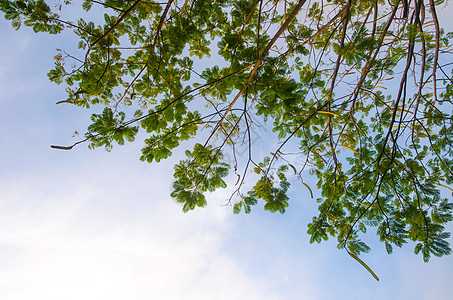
[1,3,453,300]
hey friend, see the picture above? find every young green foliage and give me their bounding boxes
[3,0,453,278]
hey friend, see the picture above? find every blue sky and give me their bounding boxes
[1,3,453,299]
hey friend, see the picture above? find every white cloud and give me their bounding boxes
[0,156,279,300]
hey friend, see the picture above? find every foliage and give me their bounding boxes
[3,0,453,278]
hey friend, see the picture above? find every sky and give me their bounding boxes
[1,3,453,300]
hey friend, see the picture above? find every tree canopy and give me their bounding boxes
[2,0,453,279]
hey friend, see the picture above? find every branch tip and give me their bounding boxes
[50,145,73,150]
